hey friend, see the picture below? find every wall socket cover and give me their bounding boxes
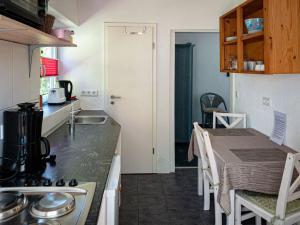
[81,90,99,97]
[262,97,271,107]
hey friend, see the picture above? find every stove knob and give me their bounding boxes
[31,179,40,186]
[24,180,31,187]
[69,179,78,187]
[43,179,52,186]
[56,179,65,187]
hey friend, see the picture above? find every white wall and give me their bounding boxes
[175,32,230,123]
[49,0,79,25]
[58,0,238,173]
[234,74,300,151]
[0,41,40,155]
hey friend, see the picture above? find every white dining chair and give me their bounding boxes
[196,124,257,225]
[235,152,300,225]
[213,112,247,129]
[194,123,236,224]
[193,122,212,210]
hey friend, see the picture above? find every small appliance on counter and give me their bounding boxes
[48,88,66,105]
[2,103,51,176]
[59,80,73,101]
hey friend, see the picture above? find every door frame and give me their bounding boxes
[104,22,157,173]
[169,29,234,172]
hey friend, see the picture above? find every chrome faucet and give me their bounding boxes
[69,109,81,135]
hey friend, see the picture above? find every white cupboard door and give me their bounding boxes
[98,196,107,225]
[12,44,30,105]
[0,41,13,110]
[105,24,156,174]
[106,155,121,225]
[30,48,41,101]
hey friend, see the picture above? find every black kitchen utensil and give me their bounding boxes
[0,157,18,182]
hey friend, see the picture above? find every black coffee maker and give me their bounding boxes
[3,103,50,175]
[59,80,73,101]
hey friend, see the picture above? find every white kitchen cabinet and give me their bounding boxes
[12,44,30,105]
[0,41,13,110]
[98,133,121,225]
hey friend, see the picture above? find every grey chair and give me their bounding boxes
[200,93,228,128]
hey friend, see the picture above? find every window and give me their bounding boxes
[40,47,58,103]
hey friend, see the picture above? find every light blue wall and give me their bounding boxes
[175,32,230,123]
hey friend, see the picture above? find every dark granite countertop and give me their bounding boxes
[43,100,79,117]
[42,110,121,224]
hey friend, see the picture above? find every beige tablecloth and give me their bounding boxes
[188,128,295,214]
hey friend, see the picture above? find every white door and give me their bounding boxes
[105,24,156,174]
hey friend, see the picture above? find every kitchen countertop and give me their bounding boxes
[42,110,121,224]
[43,100,79,117]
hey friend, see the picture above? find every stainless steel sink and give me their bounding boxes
[74,115,108,125]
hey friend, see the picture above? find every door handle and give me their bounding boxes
[111,95,122,99]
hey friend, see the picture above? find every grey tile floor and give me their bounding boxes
[120,169,260,225]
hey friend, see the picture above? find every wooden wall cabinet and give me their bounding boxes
[220,0,300,74]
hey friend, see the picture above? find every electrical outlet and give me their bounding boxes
[262,97,271,107]
[81,90,99,97]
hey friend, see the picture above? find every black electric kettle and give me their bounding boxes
[3,102,51,174]
[59,80,73,101]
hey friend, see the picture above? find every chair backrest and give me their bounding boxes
[193,122,209,170]
[193,122,220,186]
[213,112,247,129]
[276,153,300,219]
[200,93,228,112]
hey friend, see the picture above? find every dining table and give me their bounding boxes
[188,128,296,216]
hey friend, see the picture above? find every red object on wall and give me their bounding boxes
[40,57,59,77]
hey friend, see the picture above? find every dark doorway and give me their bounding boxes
[175,43,197,167]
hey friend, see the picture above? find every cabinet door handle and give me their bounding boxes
[111,95,122,99]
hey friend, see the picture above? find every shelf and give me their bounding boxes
[242,31,264,41]
[222,69,238,73]
[0,15,76,47]
[222,8,237,19]
[224,39,237,45]
[242,0,263,18]
[242,70,265,74]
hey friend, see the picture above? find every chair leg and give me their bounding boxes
[274,221,284,225]
[198,159,203,196]
[203,176,210,211]
[227,190,235,225]
[215,203,222,225]
[235,198,242,225]
[213,189,222,225]
[255,216,262,225]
